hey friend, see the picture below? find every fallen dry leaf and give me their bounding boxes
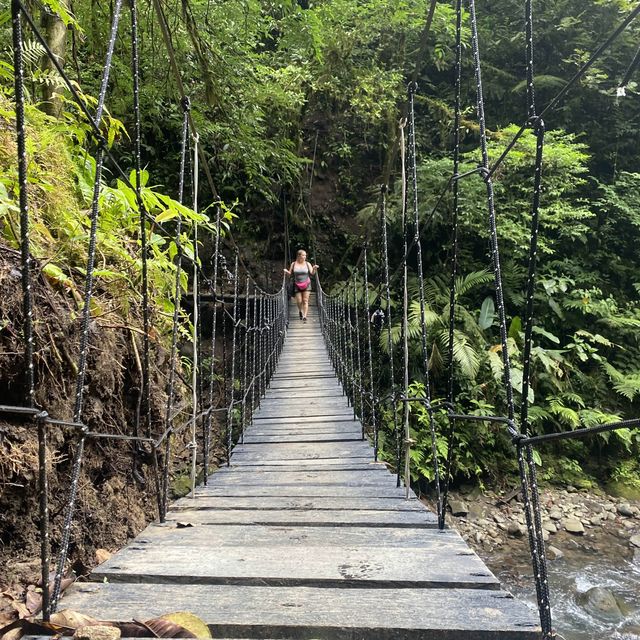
[95,550,112,565]
[160,612,210,638]
[143,616,196,638]
[50,609,100,629]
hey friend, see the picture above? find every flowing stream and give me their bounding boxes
[490,541,640,639]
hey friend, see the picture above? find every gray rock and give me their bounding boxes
[630,534,640,548]
[547,545,564,560]
[542,521,557,534]
[583,499,605,513]
[507,522,524,537]
[549,510,562,520]
[492,513,505,524]
[563,518,585,535]
[74,626,122,640]
[576,587,623,621]
[617,503,635,517]
[449,499,469,517]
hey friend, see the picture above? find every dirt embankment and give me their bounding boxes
[0,246,201,606]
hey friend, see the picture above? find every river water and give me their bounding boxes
[490,540,640,639]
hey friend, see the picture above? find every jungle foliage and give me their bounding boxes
[1,0,640,489]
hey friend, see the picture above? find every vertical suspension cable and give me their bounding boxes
[443,0,464,528]
[519,0,553,634]
[241,276,250,443]
[204,207,222,484]
[363,244,376,454]
[250,284,258,416]
[468,0,516,430]
[52,0,124,610]
[400,117,410,491]
[190,134,200,498]
[227,253,239,464]
[160,97,190,522]
[379,186,401,484]
[407,83,442,515]
[353,270,364,432]
[12,0,50,618]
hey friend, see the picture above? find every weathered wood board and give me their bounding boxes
[130,524,468,549]
[61,583,541,639]
[91,545,498,589]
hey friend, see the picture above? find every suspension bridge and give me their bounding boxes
[57,297,540,638]
[4,0,640,638]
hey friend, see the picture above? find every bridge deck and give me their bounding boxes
[60,301,541,639]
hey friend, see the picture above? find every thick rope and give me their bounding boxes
[362,244,377,452]
[407,83,443,516]
[11,0,50,618]
[52,0,124,609]
[160,97,190,521]
[442,0,464,529]
[227,253,240,463]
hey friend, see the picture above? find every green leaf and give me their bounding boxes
[478,296,495,330]
[508,316,522,340]
[532,326,560,344]
[156,209,179,223]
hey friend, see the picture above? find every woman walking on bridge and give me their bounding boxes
[284,249,319,322]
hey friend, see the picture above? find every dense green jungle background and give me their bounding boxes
[2,0,640,514]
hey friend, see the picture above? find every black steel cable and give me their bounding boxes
[363,244,377,455]
[51,0,124,610]
[160,98,190,521]
[442,0,464,530]
[227,253,239,464]
[407,82,443,517]
[468,0,517,432]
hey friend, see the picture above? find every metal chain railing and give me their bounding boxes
[6,1,287,620]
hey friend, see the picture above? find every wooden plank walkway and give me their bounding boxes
[60,299,541,639]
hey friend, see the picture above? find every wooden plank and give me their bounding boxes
[257,398,348,409]
[90,545,498,590]
[253,409,356,420]
[193,483,410,499]
[61,583,541,639]
[268,378,341,390]
[207,470,394,486]
[131,524,463,549]
[170,496,427,512]
[242,433,361,444]
[248,416,359,426]
[245,420,361,433]
[214,461,389,472]
[228,456,375,467]
[162,508,437,527]
[231,442,372,459]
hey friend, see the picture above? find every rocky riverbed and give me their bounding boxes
[431,486,640,639]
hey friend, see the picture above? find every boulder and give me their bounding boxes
[617,503,635,517]
[549,509,562,520]
[449,499,469,517]
[547,545,564,561]
[576,587,623,621]
[630,534,640,548]
[563,518,585,535]
[542,520,557,534]
[507,522,524,537]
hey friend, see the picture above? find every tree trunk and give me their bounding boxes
[41,2,68,117]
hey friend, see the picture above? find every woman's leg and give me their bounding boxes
[302,291,311,319]
[295,291,303,317]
